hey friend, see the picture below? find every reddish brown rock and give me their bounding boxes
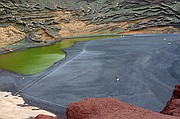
[66,98,179,119]
[161,84,180,117]
[34,114,57,119]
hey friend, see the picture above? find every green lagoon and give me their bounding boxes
[0,36,119,74]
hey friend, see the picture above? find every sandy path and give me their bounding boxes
[0,91,55,119]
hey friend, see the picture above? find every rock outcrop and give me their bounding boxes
[0,0,61,45]
[0,0,180,47]
[161,84,180,117]
[66,98,179,119]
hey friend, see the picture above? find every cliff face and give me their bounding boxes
[0,0,61,44]
[0,0,180,46]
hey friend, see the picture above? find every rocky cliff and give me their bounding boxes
[0,0,180,47]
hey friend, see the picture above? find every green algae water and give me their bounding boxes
[0,35,119,74]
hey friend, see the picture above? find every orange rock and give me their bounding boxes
[34,114,57,119]
[66,98,179,119]
[161,84,180,117]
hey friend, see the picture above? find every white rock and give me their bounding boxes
[116,77,120,82]
[168,42,171,45]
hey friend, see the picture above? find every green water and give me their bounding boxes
[0,36,118,74]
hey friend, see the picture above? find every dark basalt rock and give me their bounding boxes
[0,0,62,43]
[7,0,21,3]
[28,32,41,42]
[44,26,61,38]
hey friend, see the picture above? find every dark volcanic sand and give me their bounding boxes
[0,34,180,116]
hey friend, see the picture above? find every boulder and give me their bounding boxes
[161,84,180,117]
[34,114,57,119]
[44,26,61,38]
[66,98,179,119]
[28,32,41,42]
[0,8,6,15]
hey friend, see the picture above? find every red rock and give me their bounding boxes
[161,84,180,117]
[66,98,179,119]
[34,114,57,119]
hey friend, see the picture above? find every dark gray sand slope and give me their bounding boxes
[1,34,180,116]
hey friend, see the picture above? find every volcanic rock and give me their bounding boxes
[0,0,180,46]
[161,84,180,117]
[44,26,61,38]
[66,98,179,119]
[34,114,57,119]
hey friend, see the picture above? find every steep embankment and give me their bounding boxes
[0,0,180,47]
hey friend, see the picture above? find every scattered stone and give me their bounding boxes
[168,42,172,45]
[116,77,120,82]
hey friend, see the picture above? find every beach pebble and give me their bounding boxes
[116,77,120,82]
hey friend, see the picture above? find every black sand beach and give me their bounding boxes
[0,34,180,117]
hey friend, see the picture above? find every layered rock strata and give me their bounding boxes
[1,0,180,47]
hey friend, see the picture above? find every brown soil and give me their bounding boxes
[51,11,179,37]
[0,26,25,47]
[51,11,100,37]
